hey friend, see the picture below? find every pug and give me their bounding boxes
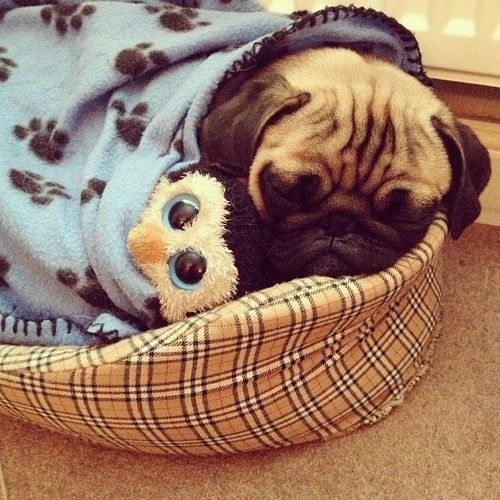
[200,47,491,280]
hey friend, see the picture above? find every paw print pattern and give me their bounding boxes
[9,169,71,205]
[80,178,106,205]
[111,100,149,147]
[0,47,17,82]
[56,266,116,311]
[13,118,69,163]
[0,256,10,288]
[40,3,96,36]
[144,4,211,31]
[114,42,170,78]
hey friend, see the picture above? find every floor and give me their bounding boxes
[0,223,498,500]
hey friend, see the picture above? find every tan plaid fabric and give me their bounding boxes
[0,215,447,455]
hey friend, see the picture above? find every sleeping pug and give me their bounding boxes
[201,47,491,280]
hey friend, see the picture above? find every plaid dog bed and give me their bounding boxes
[0,214,447,455]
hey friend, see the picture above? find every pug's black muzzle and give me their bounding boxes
[265,214,416,280]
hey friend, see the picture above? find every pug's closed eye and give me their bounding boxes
[377,188,439,224]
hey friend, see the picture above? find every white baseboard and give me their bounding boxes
[461,119,500,227]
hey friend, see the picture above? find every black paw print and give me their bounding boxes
[0,47,17,82]
[114,42,170,78]
[0,256,10,288]
[13,118,69,163]
[144,4,210,32]
[9,169,71,205]
[111,100,149,147]
[80,178,106,205]
[56,266,116,311]
[40,3,96,36]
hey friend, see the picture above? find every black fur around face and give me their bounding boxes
[167,164,273,297]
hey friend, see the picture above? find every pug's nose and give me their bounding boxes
[324,214,358,237]
[264,168,322,205]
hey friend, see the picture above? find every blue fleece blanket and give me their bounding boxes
[0,0,428,346]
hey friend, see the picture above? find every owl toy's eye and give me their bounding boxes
[162,194,200,230]
[169,251,207,290]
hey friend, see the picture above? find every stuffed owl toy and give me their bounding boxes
[128,163,272,325]
[0,158,272,347]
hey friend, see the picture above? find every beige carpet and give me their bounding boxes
[0,223,498,500]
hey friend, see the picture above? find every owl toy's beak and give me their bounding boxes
[128,221,167,267]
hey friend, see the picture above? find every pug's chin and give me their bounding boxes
[300,254,354,278]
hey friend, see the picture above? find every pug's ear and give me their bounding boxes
[200,73,310,176]
[432,116,491,239]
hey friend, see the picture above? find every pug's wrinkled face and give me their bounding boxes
[248,48,453,279]
[201,48,490,280]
